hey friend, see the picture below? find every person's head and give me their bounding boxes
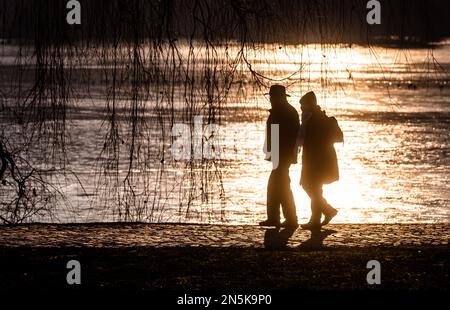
[266,85,290,108]
[300,91,317,113]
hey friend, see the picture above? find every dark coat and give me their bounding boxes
[265,102,300,165]
[301,108,343,186]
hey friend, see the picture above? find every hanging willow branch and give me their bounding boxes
[0,0,447,223]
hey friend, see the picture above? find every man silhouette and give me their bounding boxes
[259,85,300,228]
[297,91,343,230]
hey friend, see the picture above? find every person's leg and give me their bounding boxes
[262,169,281,225]
[301,182,322,227]
[310,183,323,225]
[305,182,337,226]
[320,187,338,225]
[321,200,335,214]
[278,164,298,225]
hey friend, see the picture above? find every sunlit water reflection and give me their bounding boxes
[1,43,449,223]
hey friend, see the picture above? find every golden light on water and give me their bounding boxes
[3,42,448,224]
[213,40,450,224]
[221,124,401,224]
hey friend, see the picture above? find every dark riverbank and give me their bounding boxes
[1,246,448,290]
[0,223,448,290]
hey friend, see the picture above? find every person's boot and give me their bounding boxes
[280,220,299,229]
[259,219,280,227]
[301,201,321,230]
[321,205,338,226]
[300,221,321,230]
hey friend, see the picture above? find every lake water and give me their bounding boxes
[1,42,449,224]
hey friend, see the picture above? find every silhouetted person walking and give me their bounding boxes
[259,85,300,228]
[297,91,343,230]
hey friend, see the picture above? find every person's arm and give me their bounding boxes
[288,109,301,163]
[296,124,305,149]
[289,110,301,147]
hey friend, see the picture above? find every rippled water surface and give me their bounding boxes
[1,43,449,224]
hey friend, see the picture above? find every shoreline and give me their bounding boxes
[0,223,448,248]
[0,223,448,289]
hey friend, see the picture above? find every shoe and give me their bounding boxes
[300,222,321,230]
[321,208,338,226]
[280,221,299,229]
[259,219,280,227]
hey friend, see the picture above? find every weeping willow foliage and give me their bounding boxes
[0,0,446,223]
